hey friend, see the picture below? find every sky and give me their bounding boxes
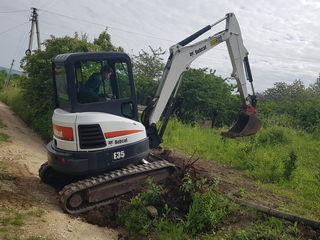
[0,0,319,92]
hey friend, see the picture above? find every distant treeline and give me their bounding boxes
[258,78,320,133]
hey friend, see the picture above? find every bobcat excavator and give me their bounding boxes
[39,13,261,214]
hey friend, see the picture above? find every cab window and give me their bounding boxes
[75,60,132,104]
[55,64,70,110]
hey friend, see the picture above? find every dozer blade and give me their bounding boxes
[221,111,262,138]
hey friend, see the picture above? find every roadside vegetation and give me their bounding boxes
[0,30,319,239]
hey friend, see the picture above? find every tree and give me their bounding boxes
[93,29,124,52]
[309,73,320,96]
[176,69,239,127]
[132,47,165,105]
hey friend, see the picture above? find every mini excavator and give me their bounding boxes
[39,13,261,214]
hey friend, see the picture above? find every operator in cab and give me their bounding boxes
[78,65,113,103]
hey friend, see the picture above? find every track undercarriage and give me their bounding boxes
[39,155,176,214]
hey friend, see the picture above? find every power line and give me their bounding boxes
[41,9,174,43]
[0,10,28,14]
[0,22,29,36]
[13,23,29,60]
[38,0,58,12]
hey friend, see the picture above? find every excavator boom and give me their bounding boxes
[142,13,261,147]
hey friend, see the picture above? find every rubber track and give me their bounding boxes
[59,160,175,214]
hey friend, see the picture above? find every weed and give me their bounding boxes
[119,207,153,237]
[238,188,246,196]
[180,173,194,193]
[283,151,298,180]
[0,118,6,128]
[0,133,11,142]
[0,212,24,226]
[27,209,45,218]
[130,177,163,209]
[288,221,300,236]
[186,190,229,235]
[228,217,295,240]
[154,219,184,240]
[119,178,164,237]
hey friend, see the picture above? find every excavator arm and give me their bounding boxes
[142,13,261,148]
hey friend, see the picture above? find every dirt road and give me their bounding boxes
[0,102,120,240]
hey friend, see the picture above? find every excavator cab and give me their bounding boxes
[53,52,138,121]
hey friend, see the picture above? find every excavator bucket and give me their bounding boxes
[221,111,262,138]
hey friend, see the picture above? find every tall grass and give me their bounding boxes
[163,118,320,220]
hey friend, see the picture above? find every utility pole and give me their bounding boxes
[25,7,41,56]
[4,59,14,88]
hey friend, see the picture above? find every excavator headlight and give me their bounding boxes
[53,124,74,141]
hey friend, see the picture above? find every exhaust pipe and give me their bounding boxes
[221,105,262,138]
